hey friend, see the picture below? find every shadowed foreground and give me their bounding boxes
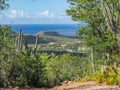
[1,81,120,90]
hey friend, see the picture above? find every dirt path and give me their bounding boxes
[1,81,120,90]
[53,81,120,90]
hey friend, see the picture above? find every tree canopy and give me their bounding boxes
[0,0,9,10]
[66,0,120,67]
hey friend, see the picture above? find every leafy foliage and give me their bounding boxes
[0,0,120,88]
[66,0,120,66]
[0,25,92,87]
[0,0,9,10]
[67,0,120,86]
[88,66,120,86]
[44,54,91,86]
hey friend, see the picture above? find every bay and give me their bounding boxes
[11,24,82,36]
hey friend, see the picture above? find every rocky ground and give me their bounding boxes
[52,81,120,90]
[1,81,120,90]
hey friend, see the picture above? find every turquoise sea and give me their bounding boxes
[11,24,82,36]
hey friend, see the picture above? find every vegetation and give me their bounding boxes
[22,31,86,53]
[67,0,120,86]
[0,25,90,88]
[0,0,120,88]
[0,0,9,10]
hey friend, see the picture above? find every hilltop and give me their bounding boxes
[22,31,87,54]
[23,31,82,45]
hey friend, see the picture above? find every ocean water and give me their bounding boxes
[11,24,81,36]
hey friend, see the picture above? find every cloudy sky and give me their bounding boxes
[0,0,76,24]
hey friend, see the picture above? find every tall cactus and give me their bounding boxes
[15,28,23,51]
[15,28,39,55]
[33,34,39,54]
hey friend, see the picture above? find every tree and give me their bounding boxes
[101,0,120,49]
[66,0,119,68]
[0,0,9,10]
[66,0,120,49]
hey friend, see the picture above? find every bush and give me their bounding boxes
[0,50,46,87]
[86,66,120,86]
[44,54,90,87]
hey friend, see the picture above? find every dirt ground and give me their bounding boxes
[1,81,120,90]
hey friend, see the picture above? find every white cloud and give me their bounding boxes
[35,10,69,19]
[35,10,55,18]
[6,10,31,18]
[1,9,69,20]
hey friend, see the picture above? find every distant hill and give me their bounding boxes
[23,31,81,44]
[37,31,61,36]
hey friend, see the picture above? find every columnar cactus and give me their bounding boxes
[33,34,39,54]
[15,28,23,51]
[15,29,39,55]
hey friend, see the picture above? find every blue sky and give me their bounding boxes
[0,0,76,24]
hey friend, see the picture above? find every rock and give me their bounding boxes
[8,86,12,88]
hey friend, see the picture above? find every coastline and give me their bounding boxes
[11,24,80,36]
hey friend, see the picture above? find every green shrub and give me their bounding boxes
[0,50,46,87]
[44,54,90,87]
[87,66,120,85]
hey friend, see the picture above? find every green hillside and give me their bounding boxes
[23,31,82,45]
[22,31,88,53]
